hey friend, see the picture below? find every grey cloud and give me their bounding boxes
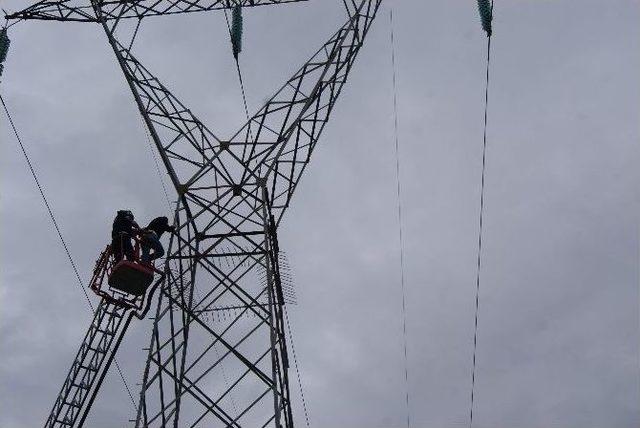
[1,1,638,427]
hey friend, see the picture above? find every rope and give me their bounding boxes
[389,9,411,428]
[284,305,311,427]
[469,3,494,426]
[140,117,173,208]
[0,92,137,410]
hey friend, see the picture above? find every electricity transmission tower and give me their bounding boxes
[5,0,382,426]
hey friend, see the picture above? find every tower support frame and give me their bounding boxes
[4,1,382,426]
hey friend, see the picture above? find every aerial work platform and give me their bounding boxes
[44,242,165,428]
[90,238,162,311]
[108,260,154,296]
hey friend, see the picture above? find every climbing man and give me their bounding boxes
[140,216,175,264]
[111,210,139,262]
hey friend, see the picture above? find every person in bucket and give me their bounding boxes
[111,210,139,262]
[140,216,175,264]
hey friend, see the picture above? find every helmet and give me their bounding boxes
[117,210,134,220]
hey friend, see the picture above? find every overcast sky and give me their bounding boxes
[1,1,639,427]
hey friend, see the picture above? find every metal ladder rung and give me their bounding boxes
[103,311,123,318]
[79,364,99,372]
[71,382,91,390]
[47,299,132,427]
[63,400,82,409]
[87,346,107,354]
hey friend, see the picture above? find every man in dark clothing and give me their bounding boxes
[140,216,175,263]
[111,210,140,262]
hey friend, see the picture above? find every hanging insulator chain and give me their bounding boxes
[0,27,11,78]
[231,5,243,59]
[476,0,493,36]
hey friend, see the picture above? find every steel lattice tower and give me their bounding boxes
[5,0,382,426]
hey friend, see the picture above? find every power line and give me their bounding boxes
[1,94,92,308]
[469,2,494,426]
[284,305,311,428]
[0,92,137,410]
[389,8,411,428]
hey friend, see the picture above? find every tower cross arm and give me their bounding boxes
[225,0,381,225]
[5,0,308,23]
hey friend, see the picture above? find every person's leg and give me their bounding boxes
[148,234,164,261]
[123,237,135,261]
[140,242,151,263]
[111,239,123,262]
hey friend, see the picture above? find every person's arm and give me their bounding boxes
[161,218,175,233]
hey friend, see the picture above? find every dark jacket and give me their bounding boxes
[145,216,174,239]
[112,211,139,240]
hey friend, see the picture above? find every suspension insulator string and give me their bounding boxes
[230,4,243,60]
[477,0,493,37]
[223,6,253,164]
[470,1,494,427]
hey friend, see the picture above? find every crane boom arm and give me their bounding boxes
[44,300,133,428]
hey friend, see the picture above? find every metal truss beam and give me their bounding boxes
[5,0,308,23]
[93,1,381,426]
[229,0,381,224]
[27,0,381,425]
[95,0,381,233]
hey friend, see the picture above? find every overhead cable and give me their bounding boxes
[469,1,494,427]
[0,93,137,410]
[390,8,411,428]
